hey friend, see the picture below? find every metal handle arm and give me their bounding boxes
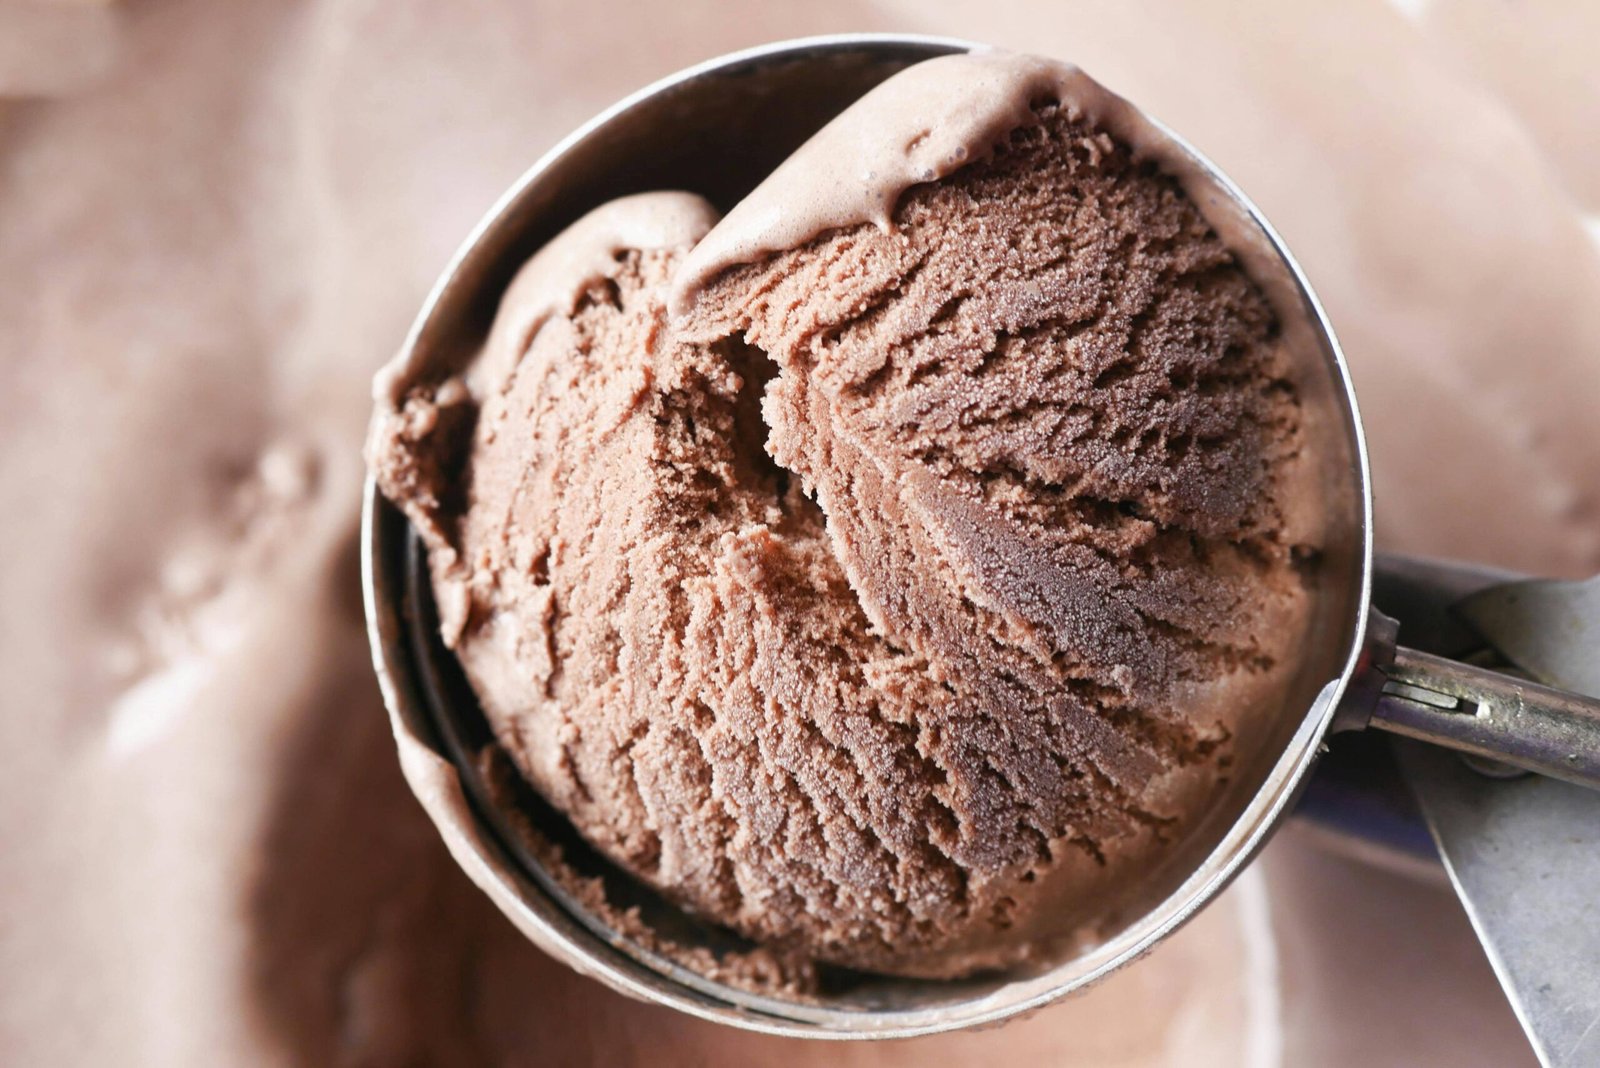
[1369,645,1600,789]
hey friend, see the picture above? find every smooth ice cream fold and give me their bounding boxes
[476,192,720,397]
[374,191,719,407]
[669,51,1265,318]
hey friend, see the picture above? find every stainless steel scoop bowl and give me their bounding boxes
[362,33,1600,1038]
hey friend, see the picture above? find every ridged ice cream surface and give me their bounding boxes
[371,52,1320,978]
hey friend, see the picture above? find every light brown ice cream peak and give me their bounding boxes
[376,191,719,406]
[477,191,719,395]
[671,51,1175,316]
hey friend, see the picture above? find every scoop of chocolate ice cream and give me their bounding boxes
[371,53,1319,979]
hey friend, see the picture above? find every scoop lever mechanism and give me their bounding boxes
[1336,581,1600,790]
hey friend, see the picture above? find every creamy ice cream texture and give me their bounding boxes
[9,0,1584,1063]
[373,52,1320,977]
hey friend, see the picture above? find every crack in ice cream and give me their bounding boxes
[370,51,1321,978]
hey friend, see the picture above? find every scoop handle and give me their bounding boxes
[1366,644,1600,789]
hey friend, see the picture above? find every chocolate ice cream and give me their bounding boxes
[371,52,1319,979]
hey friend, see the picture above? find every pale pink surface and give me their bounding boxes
[5,0,1593,1063]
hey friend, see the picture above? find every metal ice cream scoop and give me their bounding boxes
[362,33,1600,1038]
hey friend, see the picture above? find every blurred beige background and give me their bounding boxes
[3,0,1596,1064]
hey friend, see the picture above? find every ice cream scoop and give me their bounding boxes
[373,53,1323,981]
[362,34,1600,1037]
